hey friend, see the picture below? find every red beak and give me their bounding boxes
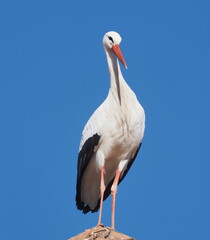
[111,44,127,69]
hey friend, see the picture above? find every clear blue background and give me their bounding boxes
[0,1,209,239]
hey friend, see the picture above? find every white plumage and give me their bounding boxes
[76,31,145,229]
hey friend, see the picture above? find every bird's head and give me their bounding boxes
[103,31,127,69]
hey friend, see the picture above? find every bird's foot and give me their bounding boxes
[96,223,104,228]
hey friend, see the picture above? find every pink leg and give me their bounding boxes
[111,169,121,229]
[97,166,105,226]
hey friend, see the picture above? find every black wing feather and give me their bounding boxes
[76,133,100,213]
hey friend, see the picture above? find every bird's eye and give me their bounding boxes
[108,36,114,43]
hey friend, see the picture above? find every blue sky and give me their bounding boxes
[0,0,209,239]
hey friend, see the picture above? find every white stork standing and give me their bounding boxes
[76,31,145,229]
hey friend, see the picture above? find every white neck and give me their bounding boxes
[104,47,126,104]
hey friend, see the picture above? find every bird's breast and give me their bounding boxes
[100,102,144,162]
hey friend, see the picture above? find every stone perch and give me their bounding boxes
[68,225,136,240]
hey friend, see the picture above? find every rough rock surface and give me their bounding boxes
[68,225,136,240]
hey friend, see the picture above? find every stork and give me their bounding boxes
[76,31,145,229]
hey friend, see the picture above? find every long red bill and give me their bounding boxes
[111,44,127,69]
